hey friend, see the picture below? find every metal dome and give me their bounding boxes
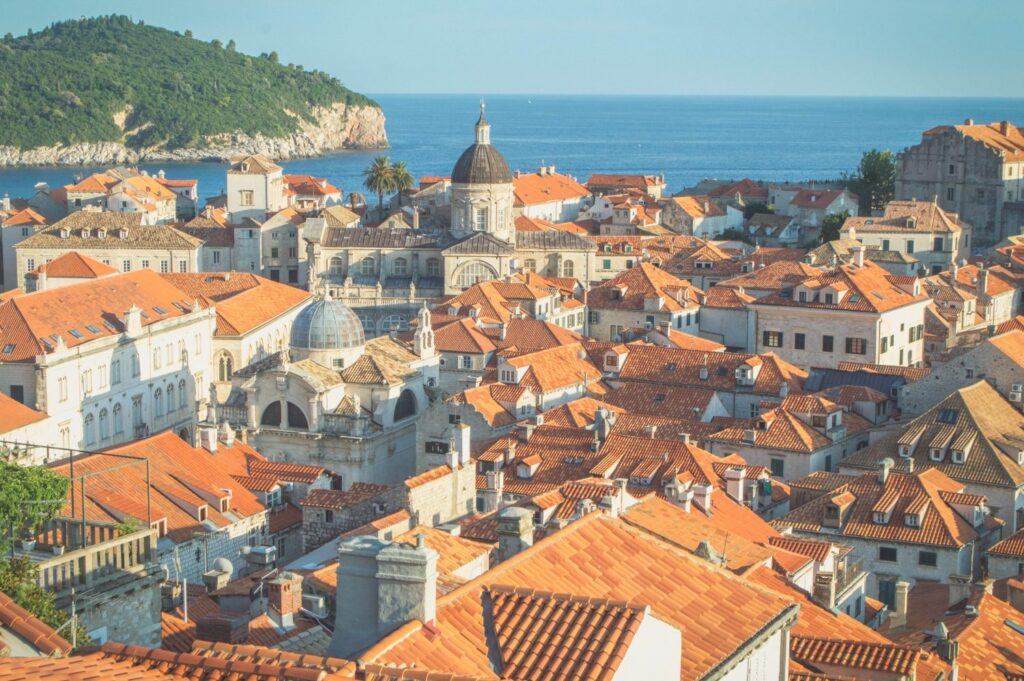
[451,143,513,184]
[290,297,365,351]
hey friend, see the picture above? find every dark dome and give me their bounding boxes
[451,143,513,184]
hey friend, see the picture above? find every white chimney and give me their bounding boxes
[692,483,713,512]
[724,467,746,504]
[879,457,894,484]
[218,421,235,447]
[199,426,218,453]
[452,422,471,466]
[889,581,910,629]
[850,244,865,268]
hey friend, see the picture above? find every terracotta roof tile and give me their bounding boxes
[0,589,72,656]
[513,171,590,206]
[790,636,919,676]
[589,262,703,313]
[162,272,310,337]
[301,483,389,510]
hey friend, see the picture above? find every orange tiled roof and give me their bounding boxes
[501,342,603,395]
[774,468,981,548]
[586,174,664,190]
[361,514,796,681]
[988,524,1024,558]
[50,432,269,543]
[0,269,199,362]
[666,194,726,218]
[767,536,832,563]
[28,251,118,279]
[0,589,72,656]
[541,397,623,428]
[513,171,590,206]
[834,361,930,382]
[1,207,47,226]
[0,391,47,435]
[789,190,847,209]
[162,272,311,337]
[449,383,530,427]
[601,381,716,418]
[65,172,119,194]
[751,260,928,314]
[284,174,340,196]
[247,459,328,485]
[841,199,963,235]
[301,483,390,510]
[433,317,498,354]
[720,261,823,292]
[589,262,703,313]
[790,636,920,676]
[926,120,1024,162]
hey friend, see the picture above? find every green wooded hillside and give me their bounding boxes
[0,15,378,150]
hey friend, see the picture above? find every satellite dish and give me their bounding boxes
[212,557,234,577]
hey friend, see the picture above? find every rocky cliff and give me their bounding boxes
[0,101,388,167]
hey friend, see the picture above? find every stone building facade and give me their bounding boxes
[896,120,1024,245]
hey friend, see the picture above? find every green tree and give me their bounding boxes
[390,160,415,208]
[211,38,222,49]
[848,149,896,214]
[268,51,279,63]
[719,227,749,243]
[363,155,394,215]
[226,39,236,51]
[820,210,850,244]
[742,201,772,221]
[184,29,193,38]
[0,463,68,552]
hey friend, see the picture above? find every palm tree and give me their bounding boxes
[362,155,393,216]
[390,161,415,209]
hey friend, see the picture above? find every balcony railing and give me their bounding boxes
[835,557,864,596]
[34,526,157,594]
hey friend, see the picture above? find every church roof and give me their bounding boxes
[442,232,515,255]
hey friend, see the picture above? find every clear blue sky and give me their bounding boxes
[6,0,1023,97]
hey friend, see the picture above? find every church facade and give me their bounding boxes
[302,105,595,337]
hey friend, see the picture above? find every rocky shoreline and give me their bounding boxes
[0,101,388,167]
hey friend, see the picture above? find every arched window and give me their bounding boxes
[261,402,282,427]
[167,384,175,412]
[455,262,497,290]
[425,258,440,277]
[524,259,536,272]
[218,353,233,381]
[328,256,345,277]
[98,409,109,440]
[380,315,408,332]
[154,389,163,418]
[178,379,187,409]
[562,260,574,277]
[392,257,408,276]
[394,389,417,422]
[113,403,123,435]
[84,414,95,446]
[359,257,376,277]
[287,402,309,430]
[358,314,376,334]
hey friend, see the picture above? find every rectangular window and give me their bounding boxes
[240,190,254,207]
[881,239,890,251]
[9,385,24,404]
[271,247,279,258]
[288,247,297,258]
[846,337,867,355]
[122,260,131,272]
[178,260,187,273]
[460,355,472,369]
[762,331,783,348]
[948,163,955,175]
[474,207,488,231]
[946,187,955,202]
[141,259,150,270]
[881,336,889,353]
[919,551,937,567]
[794,333,805,350]
[160,260,169,273]
[212,251,221,265]
[933,237,943,251]
[288,268,298,283]
[905,240,915,254]
[602,259,612,270]
[26,258,34,272]
[769,459,784,477]
[822,335,834,352]
[324,509,334,523]
[879,547,898,562]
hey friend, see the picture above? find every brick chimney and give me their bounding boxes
[195,612,249,644]
[266,571,303,629]
[329,535,438,658]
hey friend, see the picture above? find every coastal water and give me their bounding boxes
[2,95,1024,203]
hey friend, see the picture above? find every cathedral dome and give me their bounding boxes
[451,106,513,185]
[290,296,365,352]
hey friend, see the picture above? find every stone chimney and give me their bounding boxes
[692,483,713,512]
[199,426,218,453]
[889,580,910,629]
[218,421,235,448]
[329,535,438,658]
[723,467,745,505]
[412,207,420,230]
[447,422,471,468]
[497,506,534,562]
[266,571,303,630]
[976,268,989,300]
[34,267,48,292]
[124,305,143,336]
[813,572,837,610]
[480,469,504,513]
[879,457,894,484]
[850,244,865,268]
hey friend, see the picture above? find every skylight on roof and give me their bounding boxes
[654,394,666,402]
[1,344,13,354]
[937,409,960,424]
[664,363,677,371]
[68,329,83,339]
[103,320,117,331]
[850,294,861,302]
[716,366,728,376]
[85,325,100,334]
[153,306,167,315]
[172,303,186,311]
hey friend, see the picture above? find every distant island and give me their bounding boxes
[0,15,388,166]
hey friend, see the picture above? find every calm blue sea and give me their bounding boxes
[2,95,1024,203]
